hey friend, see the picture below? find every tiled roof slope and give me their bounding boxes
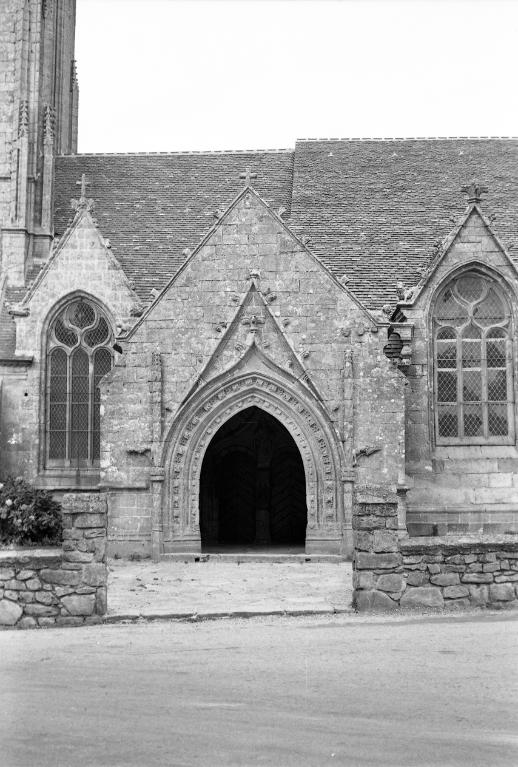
[53,151,294,300]
[289,139,518,308]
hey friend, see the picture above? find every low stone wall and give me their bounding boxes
[353,487,518,611]
[0,493,108,628]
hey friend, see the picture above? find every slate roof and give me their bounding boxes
[289,139,518,308]
[53,151,294,300]
[2,138,518,358]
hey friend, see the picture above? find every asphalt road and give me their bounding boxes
[1,612,517,767]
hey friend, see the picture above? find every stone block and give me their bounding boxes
[372,530,399,553]
[468,585,489,605]
[34,591,54,605]
[16,570,36,580]
[427,564,441,574]
[489,584,515,602]
[0,599,23,625]
[4,580,26,590]
[355,552,401,570]
[354,589,399,612]
[23,603,59,617]
[40,569,81,586]
[444,598,472,611]
[56,616,85,627]
[95,587,107,615]
[376,574,404,593]
[84,615,103,625]
[62,594,96,616]
[461,573,493,584]
[0,568,15,580]
[430,573,460,586]
[443,585,469,599]
[483,563,500,573]
[18,616,37,629]
[400,587,444,609]
[406,571,429,587]
[25,578,41,591]
[495,573,518,583]
[446,555,465,565]
[353,571,376,590]
[73,513,106,528]
[37,617,56,627]
[354,531,373,552]
[4,590,20,601]
[353,515,386,530]
[63,550,94,564]
[402,556,423,565]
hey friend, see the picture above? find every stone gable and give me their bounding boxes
[100,188,404,554]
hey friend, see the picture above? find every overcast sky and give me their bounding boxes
[76,0,518,153]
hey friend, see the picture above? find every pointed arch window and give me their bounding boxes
[46,298,113,466]
[433,271,514,444]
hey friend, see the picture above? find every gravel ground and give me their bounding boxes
[107,558,353,618]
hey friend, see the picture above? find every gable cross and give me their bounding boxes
[71,173,94,213]
[461,181,488,205]
[77,173,90,199]
[239,167,257,186]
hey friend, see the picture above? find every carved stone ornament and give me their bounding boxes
[161,366,343,545]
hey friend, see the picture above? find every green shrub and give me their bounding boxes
[0,476,62,546]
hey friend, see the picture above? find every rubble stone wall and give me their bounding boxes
[353,487,518,611]
[0,493,108,628]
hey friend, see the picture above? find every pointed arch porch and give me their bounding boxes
[159,366,348,556]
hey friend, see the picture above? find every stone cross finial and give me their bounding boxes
[77,173,89,199]
[71,173,94,213]
[239,167,257,186]
[461,181,488,204]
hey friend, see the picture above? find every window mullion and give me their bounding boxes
[457,334,464,439]
[481,336,489,438]
[66,350,71,466]
[88,352,94,465]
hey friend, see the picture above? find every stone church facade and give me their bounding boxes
[1,1,518,560]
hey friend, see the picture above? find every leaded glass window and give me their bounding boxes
[433,272,514,444]
[46,298,113,466]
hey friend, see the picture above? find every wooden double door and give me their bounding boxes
[199,407,307,547]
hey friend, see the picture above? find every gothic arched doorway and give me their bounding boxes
[199,406,307,550]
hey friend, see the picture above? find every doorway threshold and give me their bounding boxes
[162,547,346,564]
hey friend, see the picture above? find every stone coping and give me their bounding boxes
[401,535,518,555]
[0,548,62,565]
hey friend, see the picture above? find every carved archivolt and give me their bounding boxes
[162,371,343,541]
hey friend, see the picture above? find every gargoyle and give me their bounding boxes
[352,445,381,466]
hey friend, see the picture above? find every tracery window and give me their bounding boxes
[433,271,514,444]
[46,298,113,466]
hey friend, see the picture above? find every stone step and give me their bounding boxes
[161,552,346,564]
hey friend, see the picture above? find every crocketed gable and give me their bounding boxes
[53,150,295,302]
[51,139,518,315]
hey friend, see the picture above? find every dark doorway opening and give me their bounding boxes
[199,406,307,550]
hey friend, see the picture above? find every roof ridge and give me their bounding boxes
[296,136,518,142]
[57,148,294,158]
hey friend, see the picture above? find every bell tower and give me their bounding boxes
[0,0,78,288]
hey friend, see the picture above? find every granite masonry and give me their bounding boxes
[1,2,518,588]
[353,488,518,611]
[0,493,107,628]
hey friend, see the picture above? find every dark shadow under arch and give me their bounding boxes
[199,406,307,549]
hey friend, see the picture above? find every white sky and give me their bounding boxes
[76,0,518,153]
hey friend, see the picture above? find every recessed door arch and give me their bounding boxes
[161,367,346,555]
